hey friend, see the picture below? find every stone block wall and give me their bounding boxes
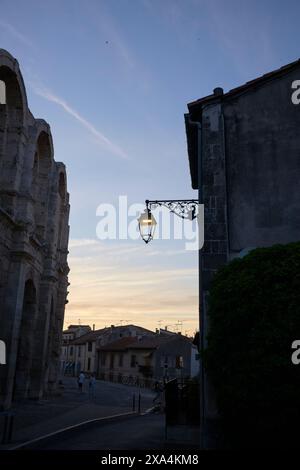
[0,50,70,409]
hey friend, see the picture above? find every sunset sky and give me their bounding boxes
[1,0,299,335]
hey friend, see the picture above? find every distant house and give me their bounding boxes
[97,333,199,384]
[71,328,107,376]
[60,324,91,375]
[62,324,155,377]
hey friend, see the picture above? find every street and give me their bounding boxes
[28,414,165,450]
[2,378,156,446]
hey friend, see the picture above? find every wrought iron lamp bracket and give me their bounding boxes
[145,199,198,220]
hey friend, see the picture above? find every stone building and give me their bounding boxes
[61,324,155,378]
[97,331,199,384]
[0,50,70,409]
[185,60,300,421]
[60,324,91,375]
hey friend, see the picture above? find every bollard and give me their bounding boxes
[1,413,14,444]
[2,415,8,444]
[138,392,141,414]
[7,414,14,443]
[132,393,136,412]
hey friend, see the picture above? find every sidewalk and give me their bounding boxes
[0,377,155,447]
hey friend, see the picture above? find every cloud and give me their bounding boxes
[32,85,129,159]
[65,238,198,335]
[0,20,35,49]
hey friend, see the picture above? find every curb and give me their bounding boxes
[8,411,139,450]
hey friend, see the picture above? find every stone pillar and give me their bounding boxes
[201,102,229,420]
[47,279,67,392]
[0,258,27,409]
[28,278,55,399]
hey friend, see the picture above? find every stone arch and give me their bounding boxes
[32,130,53,240]
[0,50,28,215]
[58,172,66,201]
[0,49,27,115]
[56,167,68,252]
[0,66,24,120]
[13,279,37,399]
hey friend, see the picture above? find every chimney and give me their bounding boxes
[93,324,95,331]
[213,87,223,96]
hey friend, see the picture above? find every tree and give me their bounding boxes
[203,242,300,448]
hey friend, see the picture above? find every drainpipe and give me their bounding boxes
[186,115,205,448]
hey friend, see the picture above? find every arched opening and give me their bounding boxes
[58,172,66,200]
[33,132,52,240]
[0,66,24,214]
[0,66,23,110]
[57,172,66,251]
[13,280,37,399]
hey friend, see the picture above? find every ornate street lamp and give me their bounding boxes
[138,199,198,244]
[137,204,157,244]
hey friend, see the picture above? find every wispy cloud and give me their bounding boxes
[32,85,129,159]
[65,238,198,335]
[0,20,35,49]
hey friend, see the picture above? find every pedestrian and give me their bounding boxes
[89,373,96,399]
[78,371,85,393]
[153,380,162,405]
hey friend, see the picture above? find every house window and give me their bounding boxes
[70,346,73,355]
[119,353,123,367]
[87,358,91,371]
[130,355,136,368]
[88,342,93,352]
[0,80,6,105]
[176,356,184,369]
[78,346,81,357]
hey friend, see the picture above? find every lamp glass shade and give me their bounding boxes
[138,209,157,243]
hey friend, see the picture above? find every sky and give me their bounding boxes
[1,0,299,335]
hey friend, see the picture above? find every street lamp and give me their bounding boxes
[138,199,198,243]
[137,205,157,244]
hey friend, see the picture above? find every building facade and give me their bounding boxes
[61,324,155,377]
[0,50,70,409]
[185,60,300,419]
[60,324,91,375]
[98,333,199,383]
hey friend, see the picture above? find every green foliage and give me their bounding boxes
[203,242,300,447]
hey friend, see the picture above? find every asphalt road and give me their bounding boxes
[31,414,165,450]
[3,378,156,446]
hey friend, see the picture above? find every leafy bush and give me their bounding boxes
[203,242,300,448]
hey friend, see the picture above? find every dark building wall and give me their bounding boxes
[185,60,300,420]
[224,67,300,253]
